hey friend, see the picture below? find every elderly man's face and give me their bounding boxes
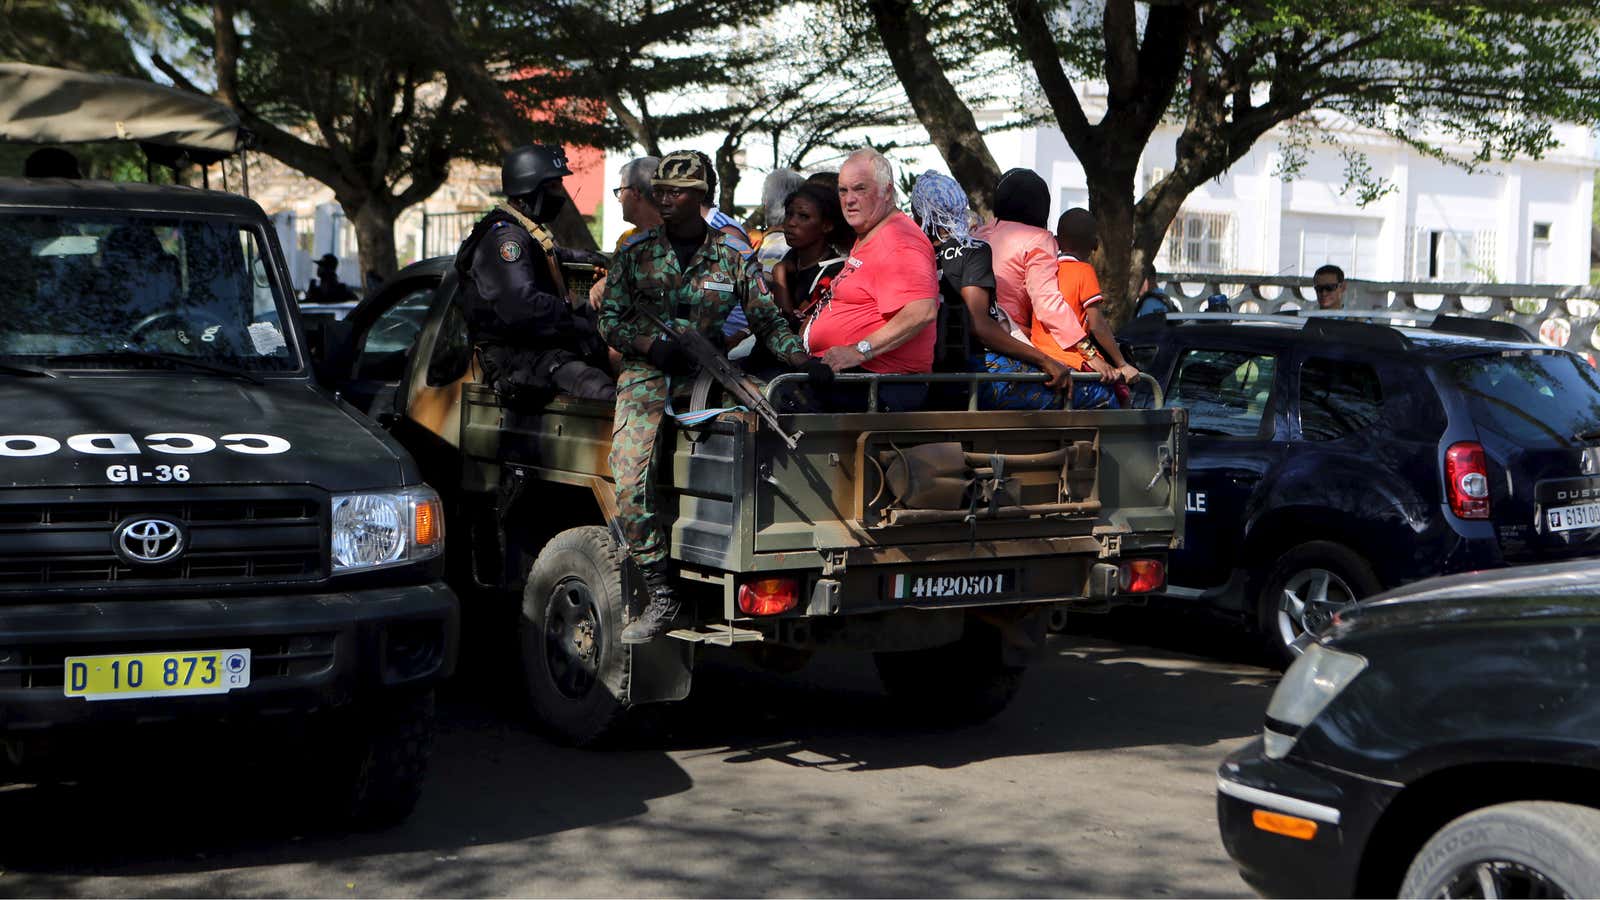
[618,180,658,225]
[839,158,892,235]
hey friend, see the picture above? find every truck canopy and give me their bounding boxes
[0,63,245,164]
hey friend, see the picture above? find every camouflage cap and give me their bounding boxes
[652,151,709,192]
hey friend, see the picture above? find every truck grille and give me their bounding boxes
[0,489,327,592]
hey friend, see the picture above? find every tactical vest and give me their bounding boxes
[453,206,573,350]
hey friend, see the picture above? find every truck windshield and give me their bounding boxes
[1438,351,1600,448]
[0,211,299,372]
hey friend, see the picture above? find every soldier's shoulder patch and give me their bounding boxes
[499,240,523,262]
[619,229,652,251]
[722,234,753,256]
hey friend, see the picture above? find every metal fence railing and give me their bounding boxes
[1154,273,1600,357]
[421,210,487,260]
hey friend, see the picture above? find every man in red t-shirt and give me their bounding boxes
[804,148,938,411]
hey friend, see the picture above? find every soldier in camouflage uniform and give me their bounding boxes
[601,150,832,643]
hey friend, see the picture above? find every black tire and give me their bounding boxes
[873,619,1025,726]
[1255,540,1380,667]
[321,689,436,830]
[1401,801,1600,899]
[521,525,631,746]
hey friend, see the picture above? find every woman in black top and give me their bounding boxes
[909,171,1070,407]
[771,183,851,326]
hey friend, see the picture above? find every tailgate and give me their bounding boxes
[752,405,1186,559]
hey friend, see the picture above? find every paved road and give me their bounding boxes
[0,610,1277,898]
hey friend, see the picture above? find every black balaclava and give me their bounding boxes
[993,168,1050,230]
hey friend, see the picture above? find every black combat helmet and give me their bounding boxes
[501,144,573,197]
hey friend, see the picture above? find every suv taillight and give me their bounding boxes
[1445,441,1490,519]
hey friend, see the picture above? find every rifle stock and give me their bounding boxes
[632,304,804,450]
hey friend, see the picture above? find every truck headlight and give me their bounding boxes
[331,486,443,572]
[1262,642,1367,759]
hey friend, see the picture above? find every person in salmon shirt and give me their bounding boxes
[803,148,939,411]
[975,169,1116,409]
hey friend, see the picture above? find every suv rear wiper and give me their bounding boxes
[0,360,55,378]
[47,351,264,385]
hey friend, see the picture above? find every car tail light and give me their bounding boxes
[738,577,800,616]
[1445,441,1490,519]
[1118,559,1165,593]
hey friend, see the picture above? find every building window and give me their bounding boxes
[1164,211,1234,271]
[1531,222,1552,283]
[1409,228,1496,282]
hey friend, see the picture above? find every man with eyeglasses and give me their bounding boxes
[599,150,831,643]
[1313,264,1346,310]
[589,157,663,310]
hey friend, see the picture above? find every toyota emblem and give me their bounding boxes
[114,517,185,565]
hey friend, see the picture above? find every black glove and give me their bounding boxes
[555,246,610,268]
[647,336,697,376]
[801,356,835,387]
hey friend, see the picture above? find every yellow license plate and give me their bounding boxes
[64,649,251,701]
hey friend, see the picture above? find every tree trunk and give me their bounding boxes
[715,141,741,220]
[345,197,400,283]
[863,0,1001,218]
[1086,170,1141,325]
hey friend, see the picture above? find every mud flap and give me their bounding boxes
[627,640,693,704]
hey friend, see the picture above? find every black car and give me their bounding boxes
[1217,558,1600,898]
[1119,311,1600,662]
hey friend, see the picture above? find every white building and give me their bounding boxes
[599,94,1598,287]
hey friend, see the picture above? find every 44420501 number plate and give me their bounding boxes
[887,570,1018,601]
[64,649,251,701]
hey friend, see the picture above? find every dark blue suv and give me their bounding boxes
[1119,312,1600,662]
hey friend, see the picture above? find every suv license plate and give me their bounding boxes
[64,649,251,701]
[889,571,1016,601]
[1547,503,1600,533]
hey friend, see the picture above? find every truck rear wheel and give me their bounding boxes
[521,526,632,746]
[873,619,1025,726]
[319,689,435,830]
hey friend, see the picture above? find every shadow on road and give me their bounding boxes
[650,604,1277,774]
[0,604,1270,897]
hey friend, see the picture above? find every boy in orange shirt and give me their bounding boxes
[1030,208,1141,407]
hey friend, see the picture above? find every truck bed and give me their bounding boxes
[458,381,1186,620]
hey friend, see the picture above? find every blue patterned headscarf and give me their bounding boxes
[910,170,976,248]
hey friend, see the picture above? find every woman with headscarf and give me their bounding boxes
[974,169,1117,408]
[910,171,1069,409]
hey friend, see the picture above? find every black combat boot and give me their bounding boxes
[621,560,681,644]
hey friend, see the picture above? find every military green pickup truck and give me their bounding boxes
[325,259,1186,745]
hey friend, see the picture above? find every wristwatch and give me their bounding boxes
[1076,338,1100,360]
[856,339,873,359]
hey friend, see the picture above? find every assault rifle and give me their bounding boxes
[630,303,805,450]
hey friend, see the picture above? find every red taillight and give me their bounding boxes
[738,577,800,616]
[1118,559,1165,593]
[1445,441,1490,519]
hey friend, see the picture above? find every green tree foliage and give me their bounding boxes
[867,0,1600,317]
